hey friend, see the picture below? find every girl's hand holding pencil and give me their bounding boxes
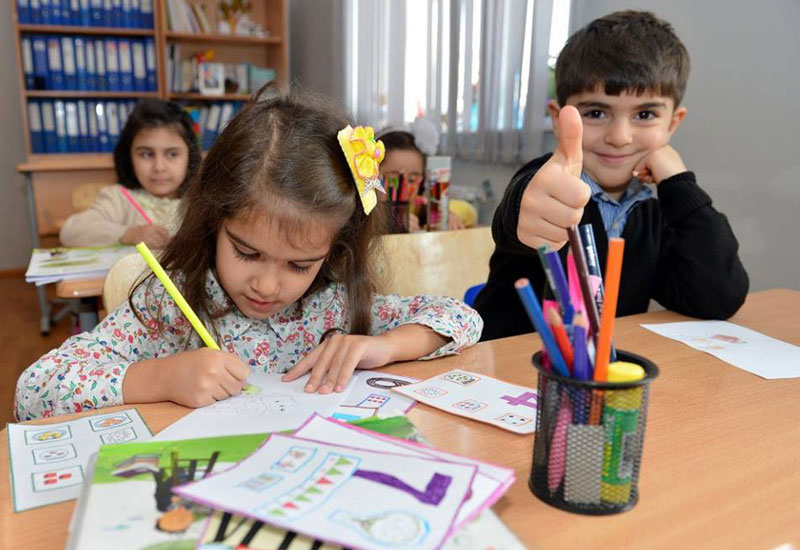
[120,224,171,248]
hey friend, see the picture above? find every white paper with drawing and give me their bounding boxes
[331,371,418,422]
[392,369,539,434]
[294,415,514,529]
[7,409,151,511]
[175,433,477,550]
[152,373,353,441]
[641,320,800,379]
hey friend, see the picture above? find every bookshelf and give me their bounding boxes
[12,0,287,163]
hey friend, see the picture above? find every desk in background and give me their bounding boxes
[2,289,799,549]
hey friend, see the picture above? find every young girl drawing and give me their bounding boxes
[16,91,483,420]
[59,99,201,249]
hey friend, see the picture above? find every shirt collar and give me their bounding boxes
[580,173,652,205]
[205,273,340,344]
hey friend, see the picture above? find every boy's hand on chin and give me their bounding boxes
[518,105,591,251]
[632,145,687,184]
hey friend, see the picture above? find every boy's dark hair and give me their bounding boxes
[555,10,690,107]
[113,99,201,196]
[379,130,423,157]
[132,88,386,339]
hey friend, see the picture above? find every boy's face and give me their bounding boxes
[549,89,686,191]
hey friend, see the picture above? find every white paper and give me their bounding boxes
[393,369,539,434]
[331,371,418,422]
[175,433,477,550]
[442,510,526,550]
[152,373,353,441]
[25,245,135,284]
[294,415,513,529]
[7,409,152,511]
[641,321,800,379]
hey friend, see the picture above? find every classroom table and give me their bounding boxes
[2,288,799,550]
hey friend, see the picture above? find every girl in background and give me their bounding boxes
[60,99,201,248]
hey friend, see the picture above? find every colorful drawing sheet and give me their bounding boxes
[175,433,478,550]
[152,373,354,441]
[293,415,514,528]
[66,433,268,550]
[393,369,539,434]
[331,370,418,422]
[25,245,136,285]
[198,508,524,550]
[641,321,800,379]
[7,408,152,511]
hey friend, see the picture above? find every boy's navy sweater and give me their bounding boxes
[474,153,749,341]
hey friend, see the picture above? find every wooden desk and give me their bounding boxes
[2,289,799,549]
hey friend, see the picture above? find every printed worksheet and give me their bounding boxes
[331,371,418,422]
[641,320,800,379]
[293,415,514,528]
[175,433,478,550]
[393,369,539,434]
[7,408,152,511]
[152,373,354,441]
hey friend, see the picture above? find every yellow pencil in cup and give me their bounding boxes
[135,242,255,392]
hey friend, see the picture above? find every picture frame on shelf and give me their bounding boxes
[198,62,225,96]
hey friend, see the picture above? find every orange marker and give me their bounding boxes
[593,238,625,382]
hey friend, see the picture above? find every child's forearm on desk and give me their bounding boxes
[378,324,450,363]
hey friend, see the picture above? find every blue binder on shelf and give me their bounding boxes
[18,0,31,24]
[95,101,110,152]
[79,0,91,26]
[61,36,77,90]
[46,37,64,90]
[102,0,113,27]
[140,0,153,28]
[41,101,58,152]
[41,0,54,24]
[31,36,48,90]
[144,38,157,91]
[28,101,46,154]
[86,100,99,152]
[121,0,132,27]
[77,100,90,152]
[117,39,134,91]
[105,39,120,92]
[131,40,146,91]
[69,0,82,24]
[21,37,35,89]
[29,0,42,24]
[84,38,97,89]
[90,0,103,26]
[53,100,68,153]
[129,0,141,28]
[65,101,81,153]
[111,0,122,26]
[74,38,88,90]
[106,101,120,150]
[93,39,107,90]
[201,103,222,151]
[118,102,128,128]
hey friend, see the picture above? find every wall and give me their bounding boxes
[569,0,800,291]
[0,13,31,271]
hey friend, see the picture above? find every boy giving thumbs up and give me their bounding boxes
[474,10,748,341]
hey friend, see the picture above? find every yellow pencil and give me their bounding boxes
[136,242,220,349]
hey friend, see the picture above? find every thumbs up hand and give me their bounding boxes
[517,105,591,251]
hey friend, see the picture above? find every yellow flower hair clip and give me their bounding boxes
[337,125,386,215]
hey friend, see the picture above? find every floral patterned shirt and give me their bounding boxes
[15,273,483,420]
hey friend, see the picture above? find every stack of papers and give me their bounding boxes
[25,245,136,285]
[67,415,520,550]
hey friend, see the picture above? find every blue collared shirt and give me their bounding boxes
[580,174,653,238]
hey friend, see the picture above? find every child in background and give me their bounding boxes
[60,99,201,249]
[378,123,477,232]
[475,10,748,340]
[16,91,483,420]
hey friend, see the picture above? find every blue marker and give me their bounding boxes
[544,250,574,325]
[514,278,570,378]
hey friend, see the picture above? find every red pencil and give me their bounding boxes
[119,187,153,225]
[545,303,574,373]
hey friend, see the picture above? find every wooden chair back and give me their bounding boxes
[375,226,495,300]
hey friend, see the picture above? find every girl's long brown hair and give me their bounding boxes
[131,88,386,341]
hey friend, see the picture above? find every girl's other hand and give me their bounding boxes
[281,334,394,394]
[120,224,171,248]
[409,212,422,232]
[448,212,465,230]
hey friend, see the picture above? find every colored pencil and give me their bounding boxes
[545,304,574,373]
[544,250,574,324]
[514,278,570,378]
[120,187,153,225]
[567,226,601,339]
